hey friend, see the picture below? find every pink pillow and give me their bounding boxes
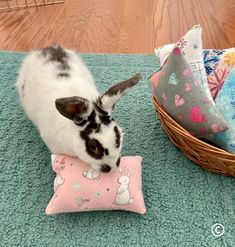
[46,155,146,215]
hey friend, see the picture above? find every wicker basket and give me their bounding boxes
[153,96,235,177]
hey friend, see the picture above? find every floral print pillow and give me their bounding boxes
[46,155,146,215]
[209,68,235,153]
[203,48,235,100]
[154,25,213,102]
[148,46,228,137]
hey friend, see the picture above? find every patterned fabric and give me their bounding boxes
[148,47,228,137]
[209,68,235,153]
[154,25,213,102]
[203,48,235,100]
[46,155,146,215]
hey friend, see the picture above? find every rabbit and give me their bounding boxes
[16,45,141,173]
[115,167,133,205]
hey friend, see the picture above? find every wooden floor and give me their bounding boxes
[0,0,235,53]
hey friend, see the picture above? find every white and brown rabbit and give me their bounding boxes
[16,45,141,173]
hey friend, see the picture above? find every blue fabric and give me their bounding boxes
[211,68,235,152]
[203,49,225,75]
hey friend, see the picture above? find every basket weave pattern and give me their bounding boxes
[153,96,235,177]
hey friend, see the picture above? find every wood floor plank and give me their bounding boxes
[46,0,96,50]
[181,0,235,48]
[0,0,95,51]
[153,0,235,50]
[0,4,63,51]
[117,0,155,53]
[79,0,124,53]
[0,0,234,53]
[153,0,189,49]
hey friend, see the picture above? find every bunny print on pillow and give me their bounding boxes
[45,155,146,215]
[16,45,142,173]
[115,167,133,205]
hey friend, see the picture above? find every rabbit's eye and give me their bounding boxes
[86,138,104,159]
[88,139,97,152]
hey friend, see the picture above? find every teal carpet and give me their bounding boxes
[0,51,234,247]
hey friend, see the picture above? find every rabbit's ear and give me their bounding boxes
[55,96,92,122]
[99,73,142,114]
[119,167,123,174]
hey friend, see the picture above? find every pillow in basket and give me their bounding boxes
[154,25,213,101]
[46,155,146,215]
[208,68,235,153]
[148,46,228,137]
[203,48,235,100]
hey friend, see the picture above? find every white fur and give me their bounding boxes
[16,46,124,171]
[54,175,64,192]
[83,168,101,180]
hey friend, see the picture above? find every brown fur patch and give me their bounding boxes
[55,97,89,121]
[94,98,108,115]
[42,45,68,63]
[80,126,105,160]
[114,126,121,148]
[100,165,111,173]
[58,72,69,78]
[116,157,121,167]
[42,45,70,74]
[103,73,142,97]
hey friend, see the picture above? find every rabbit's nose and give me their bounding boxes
[101,164,111,173]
